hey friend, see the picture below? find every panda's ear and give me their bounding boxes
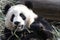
[25,1,33,9]
[3,4,12,15]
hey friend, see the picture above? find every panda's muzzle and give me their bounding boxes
[14,24,24,31]
[14,21,25,31]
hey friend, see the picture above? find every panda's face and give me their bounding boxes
[11,13,26,26]
[5,4,38,31]
[10,12,26,31]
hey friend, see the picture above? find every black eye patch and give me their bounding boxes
[10,14,15,22]
[20,13,26,20]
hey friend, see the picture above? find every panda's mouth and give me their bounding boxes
[15,25,25,31]
[18,25,24,29]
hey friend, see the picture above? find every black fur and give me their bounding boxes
[33,16,54,31]
[25,1,33,9]
[20,13,26,20]
[30,16,53,40]
[10,14,15,22]
[2,28,21,40]
[3,4,12,15]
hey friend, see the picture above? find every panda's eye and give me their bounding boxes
[20,13,26,20]
[10,14,15,22]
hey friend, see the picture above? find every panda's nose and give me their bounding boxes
[14,21,20,25]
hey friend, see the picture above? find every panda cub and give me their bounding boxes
[2,1,54,40]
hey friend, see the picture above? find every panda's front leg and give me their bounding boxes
[30,24,53,40]
[1,28,12,40]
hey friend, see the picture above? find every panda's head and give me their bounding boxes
[3,1,38,31]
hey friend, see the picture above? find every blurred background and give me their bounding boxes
[0,0,60,40]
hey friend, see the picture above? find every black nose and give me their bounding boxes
[14,21,20,25]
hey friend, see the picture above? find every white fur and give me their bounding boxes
[5,4,38,31]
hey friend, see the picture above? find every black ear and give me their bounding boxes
[25,1,33,9]
[3,4,11,15]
